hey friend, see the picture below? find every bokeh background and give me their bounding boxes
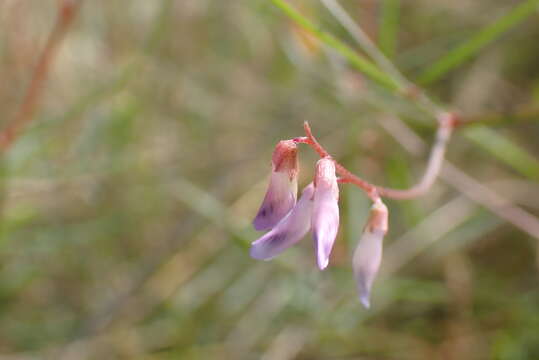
[1,0,539,359]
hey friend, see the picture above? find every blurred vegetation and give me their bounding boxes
[0,0,539,359]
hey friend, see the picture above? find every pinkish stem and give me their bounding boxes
[296,116,456,201]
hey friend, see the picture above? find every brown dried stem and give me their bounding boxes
[0,0,82,152]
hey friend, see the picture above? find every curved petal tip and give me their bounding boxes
[249,240,277,261]
[359,292,371,309]
[250,184,314,260]
[317,252,329,270]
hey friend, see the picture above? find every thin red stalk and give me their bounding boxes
[302,122,379,200]
[0,0,82,152]
[299,118,455,201]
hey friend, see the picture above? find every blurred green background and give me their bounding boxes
[1,0,539,359]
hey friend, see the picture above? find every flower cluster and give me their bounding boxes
[250,139,389,308]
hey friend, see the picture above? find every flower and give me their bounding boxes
[312,157,340,270]
[250,183,314,260]
[353,198,388,309]
[250,156,340,269]
[250,127,394,308]
[253,140,299,231]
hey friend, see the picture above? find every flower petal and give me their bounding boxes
[253,171,297,231]
[253,141,299,231]
[353,199,388,308]
[250,183,314,260]
[311,158,339,270]
[352,230,384,309]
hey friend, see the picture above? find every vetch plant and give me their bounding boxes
[249,0,539,310]
[250,117,456,308]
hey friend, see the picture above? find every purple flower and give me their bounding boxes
[250,183,314,260]
[249,128,394,308]
[353,199,388,308]
[253,140,299,231]
[312,158,340,270]
[250,157,340,269]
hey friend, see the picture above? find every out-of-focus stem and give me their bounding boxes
[457,105,539,128]
[319,0,443,117]
[320,0,539,130]
[270,0,400,91]
[0,0,82,152]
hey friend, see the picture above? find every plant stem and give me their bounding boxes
[319,0,443,117]
[0,0,82,153]
[298,120,455,201]
[270,0,400,92]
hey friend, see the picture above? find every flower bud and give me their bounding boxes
[353,199,388,308]
[312,158,339,270]
[250,183,314,260]
[253,140,299,231]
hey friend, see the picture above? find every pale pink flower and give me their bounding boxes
[353,199,388,308]
[249,131,394,308]
[253,140,299,231]
[311,158,340,270]
[250,183,314,260]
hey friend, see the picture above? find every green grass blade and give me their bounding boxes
[170,178,253,248]
[418,0,539,85]
[270,0,400,91]
[463,126,539,181]
[378,0,400,59]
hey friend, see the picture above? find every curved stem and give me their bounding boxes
[377,115,453,199]
[299,119,455,201]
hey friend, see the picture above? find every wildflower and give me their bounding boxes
[253,140,299,231]
[250,133,393,309]
[247,122,408,308]
[312,157,340,270]
[251,156,340,268]
[353,198,388,308]
[250,183,314,260]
